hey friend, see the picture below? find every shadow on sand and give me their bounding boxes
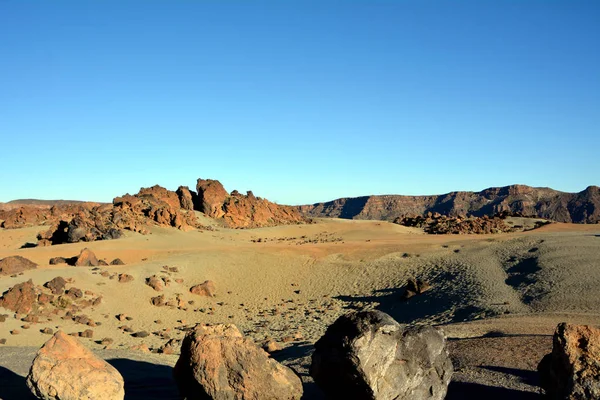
[446,381,541,399]
[0,366,36,400]
[107,359,179,400]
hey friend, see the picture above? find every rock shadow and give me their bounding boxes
[0,366,36,400]
[106,358,179,400]
[335,274,484,325]
[446,381,541,399]
[504,257,543,304]
[479,365,539,386]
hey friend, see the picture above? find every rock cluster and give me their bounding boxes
[538,322,600,399]
[310,310,453,400]
[196,178,306,228]
[173,324,303,399]
[394,212,513,234]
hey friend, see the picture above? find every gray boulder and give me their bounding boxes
[310,310,452,400]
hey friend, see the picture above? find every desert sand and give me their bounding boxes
[1,216,600,399]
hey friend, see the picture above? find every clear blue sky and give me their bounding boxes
[1,1,598,205]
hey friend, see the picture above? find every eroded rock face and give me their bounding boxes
[173,324,303,400]
[196,179,228,219]
[26,331,125,400]
[177,186,196,211]
[310,310,452,400]
[0,256,37,275]
[538,323,600,399]
[0,279,37,314]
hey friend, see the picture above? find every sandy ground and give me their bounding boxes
[1,217,600,399]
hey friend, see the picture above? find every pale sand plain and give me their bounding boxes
[1,217,600,399]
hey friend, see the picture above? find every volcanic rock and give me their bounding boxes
[539,322,600,399]
[190,280,216,297]
[177,186,196,211]
[74,248,99,267]
[0,256,37,275]
[196,179,228,218]
[310,310,452,400]
[44,277,67,295]
[0,279,37,314]
[26,331,124,400]
[173,324,303,400]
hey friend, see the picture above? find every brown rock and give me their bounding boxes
[177,186,196,211]
[41,327,54,335]
[190,280,216,297]
[74,248,99,267]
[539,323,600,399]
[196,179,228,218]
[0,279,37,314]
[26,331,124,399]
[110,258,125,265]
[146,275,164,291]
[174,324,303,399]
[79,329,94,338]
[44,277,67,295]
[117,274,134,283]
[0,256,37,275]
[49,257,67,265]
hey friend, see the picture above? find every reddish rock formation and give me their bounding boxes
[0,256,37,275]
[196,179,228,218]
[176,186,195,211]
[299,185,600,224]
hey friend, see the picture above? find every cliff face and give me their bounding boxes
[299,185,600,224]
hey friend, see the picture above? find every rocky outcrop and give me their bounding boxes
[174,324,303,400]
[393,212,547,234]
[310,310,452,400]
[26,331,125,400]
[177,186,196,211]
[300,185,600,224]
[538,322,600,399]
[0,256,37,275]
[196,179,229,219]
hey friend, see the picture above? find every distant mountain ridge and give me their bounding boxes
[298,185,600,224]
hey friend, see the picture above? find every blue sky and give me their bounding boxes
[1,1,598,205]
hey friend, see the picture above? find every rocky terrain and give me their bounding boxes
[299,184,600,224]
[0,178,306,247]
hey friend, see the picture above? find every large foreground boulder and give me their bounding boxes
[0,255,37,275]
[74,248,99,267]
[174,324,303,400]
[310,310,452,400]
[538,322,600,399]
[26,331,124,400]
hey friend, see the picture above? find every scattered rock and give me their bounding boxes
[0,279,37,314]
[117,274,134,283]
[132,331,149,338]
[146,275,165,291]
[44,277,67,295]
[26,331,124,400]
[190,280,216,297]
[310,310,452,400]
[539,322,600,399]
[79,329,94,338]
[401,277,431,300]
[174,324,303,399]
[49,257,68,265]
[0,256,37,275]
[110,258,125,265]
[74,248,99,267]
[41,327,54,335]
